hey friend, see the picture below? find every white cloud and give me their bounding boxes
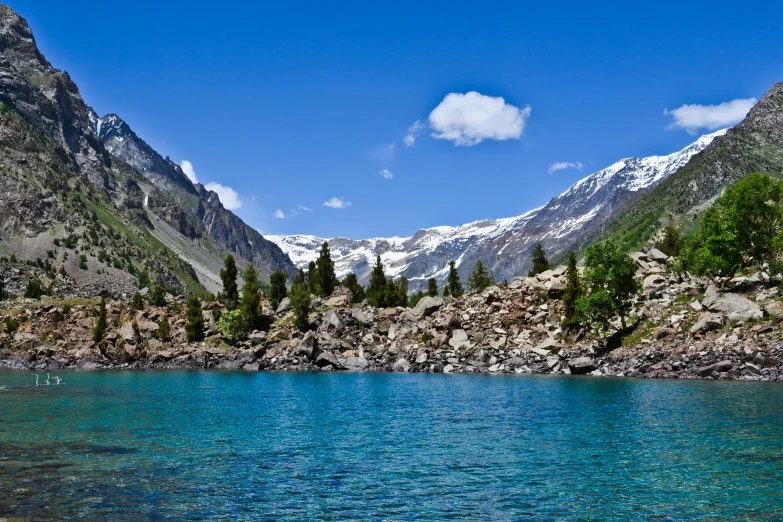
[275,205,311,219]
[379,169,394,179]
[180,160,198,183]
[664,98,756,134]
[323,197,352,209]
[404,120,426,147]
[204,182,242,210]
[428,91,530,146]
[548,161,584,174]
[370,142,396,162]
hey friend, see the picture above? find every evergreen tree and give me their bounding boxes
[289,277,312,332]
[315,242,338,297]
[92,297,107,343]
[341,273,366,303]
[219,255,239,309]
[269,270,288,310]
[528,243,550,276]
[240,264,260,329]
[387,276,408,307]
[656,226,684,258]
[562,251,582,329]
[443,283,450,297]
[185,295,205,342]
[294,268,306,286]
[303,261,317,295]
[149,284,166,306]
[427,277,438,297]
[447,260,463,298]
[157,313,171,340]
[366,255,388,307]
[468,260,494,292]
[131,291,144,310]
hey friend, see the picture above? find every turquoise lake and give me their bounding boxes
[1,370,782,521]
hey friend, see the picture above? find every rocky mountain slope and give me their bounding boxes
[268,130,724,289]
[595,82,783,252]
[2,245,781,382]
[0,4,295,296]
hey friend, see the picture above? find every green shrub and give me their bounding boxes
[157,314,171,341]
[24,280,43,299]
[217,309,249,343]
[131,291,144,310]
[62,303,72,315]
[4,318,20,333]
[185,296,204,342]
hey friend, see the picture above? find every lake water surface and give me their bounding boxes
[1,370,782,521]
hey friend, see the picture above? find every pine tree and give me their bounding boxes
[366,255,388,307]
[341,273,366,303]
[307,261,319,295]
[149,284,166,306]
[656,226,685,258]
[269,270,288,310]
[389,276,408,307]
[443,284,450,297]
[219,255,239,309]
[157,313,171,340]
[240,264,260,330]
[468,260,494,292]
[427,277,438,297]
[562,251,582,329]
[315,242,338,297]
[289,277,311,332]
[185,295,205,342]
[92,297,107,343]
[131,291,144,310]
[447,260,463,298]
[528,243,550,276]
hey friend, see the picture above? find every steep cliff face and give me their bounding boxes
[88,110,297,280]
[268,131,723,289]
[596,82,783,252]
[0,4,296,296]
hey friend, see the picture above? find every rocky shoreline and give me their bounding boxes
[2,248,783,382]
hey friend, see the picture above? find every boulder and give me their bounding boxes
[324,310,345,330]
[248,330,267,346]
[568,357,596,375]
[535,269,555,282]
[448,329,471,350]
[702,293,762,322]
[643,274,667,289]
[276,297,292,314]
[482,286,502,304]
[535,337,559,352]
[392,358,411,372]
[765,301,783,318]
[434,312,460,330]
[689,312,724,334]
[296,331,318,359]
[412,296,444,318]
[696,360,734,377]
[315,351,341,369]
[352,309,373,325]
[547,281,566,299]
[647,248,669,262]
[325,295,351,308]
[341,356,369,371]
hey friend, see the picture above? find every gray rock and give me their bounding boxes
[296,331,318,359]
[696,360,734,377]
[324,310,345,330]
[415,353,428,364]
[412,296,445,318]
[643,274,667,289]
[702,293,762,322]
[568,357,596,375]
[689,312,723,334]
[647,248,669,262]
[547,281,566,299]
[315,351,341,369]
[448,329,471,350]
[325,295,350,308]
[276,297,293,314]
[341,356,369,371]
[248,331,266,346]
[392,358,411,372]
[352,309,373,325]
[535,337,560,352]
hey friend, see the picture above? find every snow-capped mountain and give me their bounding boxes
[268,130,726,289]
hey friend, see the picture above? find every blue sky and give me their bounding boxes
[11,0,783,238]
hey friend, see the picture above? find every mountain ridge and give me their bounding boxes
[268,130,725,288]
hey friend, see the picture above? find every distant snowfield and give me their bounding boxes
[267,129,726,286]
